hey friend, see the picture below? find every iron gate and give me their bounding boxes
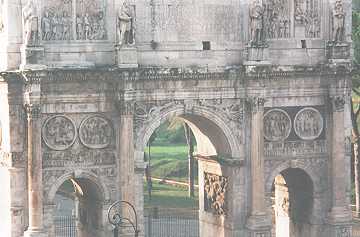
[54,215,77,237]
[144,208,199,237]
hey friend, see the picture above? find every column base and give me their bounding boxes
[24,229,47,237]
[246,213,271,237]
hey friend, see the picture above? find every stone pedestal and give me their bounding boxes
[115,45,138,68]
[327,42,350,59]
[20,45,46,70]
[245,45,269,63]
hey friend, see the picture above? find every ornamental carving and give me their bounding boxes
[264,109,291,142]
[294,108,323,140]
[204,172,228,216]
[79,115,113,149]
[336,227,351,237]
[43,150,116,168]
[264,140,327,157]
[41,0,107,41]
[331,96,346,112]
[42,115,77,150]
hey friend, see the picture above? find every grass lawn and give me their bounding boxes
[147,145,198,183]
[144,181,199,210]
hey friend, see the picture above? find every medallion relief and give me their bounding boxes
[79,115,113,149]
[42,115,77,150]
[294,107,323,140]
[264,109,291,142]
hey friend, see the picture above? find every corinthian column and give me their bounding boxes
[328,96,352,225]
[246,97,271,237]
[24,103,46,237]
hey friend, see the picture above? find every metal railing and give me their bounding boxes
[144,208,199,237]
[54,215,77,237]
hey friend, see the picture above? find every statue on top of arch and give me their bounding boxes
[22,0,39,46]
[332,0,345,42]
[249,0,266,46]
[117,1,135,46]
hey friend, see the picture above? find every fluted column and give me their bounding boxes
[246,97,271,237]
[328,96,352,224]
[24,103,46,237]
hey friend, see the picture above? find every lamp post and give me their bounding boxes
[107,200,140,237]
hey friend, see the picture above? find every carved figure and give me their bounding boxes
[249,0,265,45]
[22,0,39,45]
[61,11,72,40]
[333,0,345,42]
[41,11,52,40]
[117,1,135,46]
[83,13,91,40]
[76,14,83,39]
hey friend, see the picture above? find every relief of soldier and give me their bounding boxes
[41,8,106,41]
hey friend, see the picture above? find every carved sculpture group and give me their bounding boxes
[204,173,228,216]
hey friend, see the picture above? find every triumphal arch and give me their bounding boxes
[0,0,354,236]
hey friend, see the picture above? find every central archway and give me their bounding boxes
[135,104,241,237]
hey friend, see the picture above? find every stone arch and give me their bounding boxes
[47,169,111,204]
[265,159,324,195]
[135,103,242,159]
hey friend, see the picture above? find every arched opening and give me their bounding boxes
[271,168,314,237]
[53,178,104,237]
[141,112,234,237]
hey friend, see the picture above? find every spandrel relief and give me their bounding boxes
[41,0,107,41]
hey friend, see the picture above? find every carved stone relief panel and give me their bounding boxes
[41,0,107,41]
[204,172,228,216]
[294,107,323,140]
[264,140,327,157]
[294,0,321,38]
[43,149,116,168]
[42,115,77,150]
[79,115,113,149]
[265,0,292,39]
[264,109,291,142]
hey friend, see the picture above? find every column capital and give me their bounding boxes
[24,104,41,120]
[330,95,346,112]
[247,97,266,113]
[115,97,134,115]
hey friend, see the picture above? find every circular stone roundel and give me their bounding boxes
[42,115,77,151]
[294,107,324,140]
[79,115,113,149]
[264,109,292,142]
